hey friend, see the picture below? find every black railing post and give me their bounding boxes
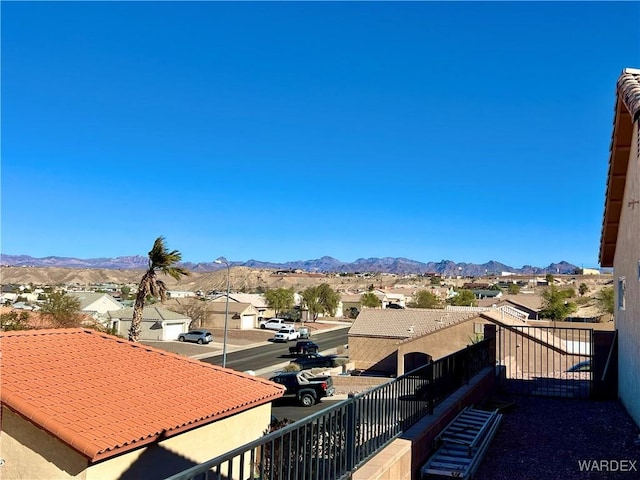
[427,362,435,415]
[345,395,356,475]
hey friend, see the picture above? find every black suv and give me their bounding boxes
[289,340,320,356]
[293,353,337,369]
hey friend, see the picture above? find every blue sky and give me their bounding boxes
[2,1,639,268]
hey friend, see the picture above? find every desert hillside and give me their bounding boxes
[0,266,403,293]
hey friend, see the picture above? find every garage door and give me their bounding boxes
[241,314,256,330]
[165,323,185,341]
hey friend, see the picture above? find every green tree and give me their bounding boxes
[40,291,83,327]
[360,292,382,308]
[410,290,441,309]
[121,285,131,300]
[539,285,577,321]
[578,283,589,297]
[429,276,442,286]
[264,288,295,317]
[597,286,614,316]
[300,284,340,320]
[1,310,31,331]
[447,289,477,307]
[301,286,322,320]
[507,283,521,295]
[129,237,190,342]
[316,283,340,317]
[545,273,555,284]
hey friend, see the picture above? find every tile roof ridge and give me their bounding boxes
[0,328,280,387]
[0,327,87,337]
[618,67,640,121]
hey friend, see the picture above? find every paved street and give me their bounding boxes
[141,321,350,374]
[142,321,352,422]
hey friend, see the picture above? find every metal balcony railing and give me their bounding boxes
[165,339,493,480]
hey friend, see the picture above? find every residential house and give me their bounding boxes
[204,302,259,330]
[0,328,284,479]
[210,293,272,320]
[67,291,123,325]
[166,290,197,299]
[108,305,191,341]
[0,292,18,304]
[488,294,543,320]
[367,289,407,309]
[599,67,640,426]
[348,309,486,376]
[340,292,363,317]
[473,289,503,300]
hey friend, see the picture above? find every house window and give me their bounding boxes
[474,322,484,334]
[618,277,626,311]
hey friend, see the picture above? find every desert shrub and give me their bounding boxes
[282,363,301,372]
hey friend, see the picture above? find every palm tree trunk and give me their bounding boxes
[129,276,149,342]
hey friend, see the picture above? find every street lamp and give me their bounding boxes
[214,256,230,368]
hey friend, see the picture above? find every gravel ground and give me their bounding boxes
[475,396,640,480]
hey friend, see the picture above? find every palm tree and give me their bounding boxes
[128,236,190,342]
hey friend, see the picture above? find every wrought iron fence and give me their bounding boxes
[495,325,593,398]
[164,339,493,480]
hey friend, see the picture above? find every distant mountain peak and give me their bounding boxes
[0,253,582,276]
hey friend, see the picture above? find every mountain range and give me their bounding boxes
[0,254,583,277]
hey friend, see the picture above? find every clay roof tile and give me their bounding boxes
[0,328,284,462]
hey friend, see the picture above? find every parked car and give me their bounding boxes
[269,371,335,407]
[386,303,405,309]
[273,327,300,342]
[289,340,320,356]
[177,330,212,345]
[260,318,288,330]
[292,353,338,370]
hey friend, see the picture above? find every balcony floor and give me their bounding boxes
[475,395,640,479]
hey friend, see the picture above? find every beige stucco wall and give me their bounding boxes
[614,120,640,426]
[397,320,486,375]
[348,336,400,372]
[0,407,89,479]
[349,318,487,376]
[1,403,273,480]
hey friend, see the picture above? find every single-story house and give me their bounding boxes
[0,292,19,304]
[203,302,259,330]
[348,309,486,376]
[166,290,197,299]
[210,293,272,320]
[473,289,503,300]
[493,294,543,320]
[599,67,640,426]
[108,305,191,341]
[0,328,284,480]
[340,293,363,317]
[67,291,123,323]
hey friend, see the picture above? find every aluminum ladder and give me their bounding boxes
[420,406,503,479]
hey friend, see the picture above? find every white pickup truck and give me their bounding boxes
[273,326,300,342]
[259,318,288,331]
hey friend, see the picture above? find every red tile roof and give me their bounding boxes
[0,328,284,462]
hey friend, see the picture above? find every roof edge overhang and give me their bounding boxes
[599,68,640,267]
[89,394,284,463]
[3,392,284,465]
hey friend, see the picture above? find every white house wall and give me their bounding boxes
[614,120,640,426]
[86,296,123,315]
